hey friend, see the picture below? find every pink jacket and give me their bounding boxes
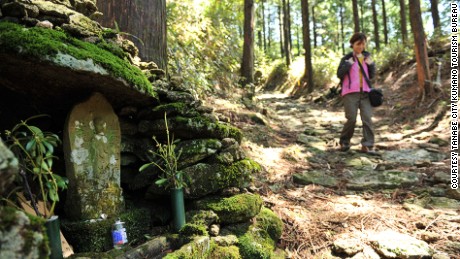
[337,52,376,96]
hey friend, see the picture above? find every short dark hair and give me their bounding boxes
[349,32,367,47]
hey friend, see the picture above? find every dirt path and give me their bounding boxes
[208,91,458,258]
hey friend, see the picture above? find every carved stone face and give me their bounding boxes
[93,118,106,134]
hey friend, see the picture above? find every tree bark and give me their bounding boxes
[278,3,284,58]
[352,0,360,32]
[261,0,267,52]
[312,4,317,48]
[430,0,441,30]
[340,1,345,55]
[300,0,314,94]
[381,0,388,44]
[409,0,432,101]
[371,0,380,50]
[287,0,293,54]
[399,0,409,45]
[96,0,167,72]
[241,0,255,86]
[282,0,292,67]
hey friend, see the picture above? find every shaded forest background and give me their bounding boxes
[96,0,451,102]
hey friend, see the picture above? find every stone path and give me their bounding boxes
[219,92,459,258]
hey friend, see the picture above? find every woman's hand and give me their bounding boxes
[365,56,374,65]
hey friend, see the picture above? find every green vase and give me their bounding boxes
[171,188,186,232]
[45,216,63,259]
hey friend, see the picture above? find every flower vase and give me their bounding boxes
[171,187,186,232]
[45,215,63,259]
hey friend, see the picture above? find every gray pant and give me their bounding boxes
[340,92,374,147]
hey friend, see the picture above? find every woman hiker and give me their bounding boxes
[336,32,376,154]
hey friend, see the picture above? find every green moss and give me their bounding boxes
[254,208,283,241]
[163,236,211,259]
[193,194,263,224]
[152,102,199,117]
[220,208,283,259]
[210,245,242,259]
[0,207,49,258]
[61,218,113,252]
[119,207,151,246]
[0,22,155,96]
[218,159,260,187]
[174,116,242,142]
[238,228,274,259]
[179,223,208,237]
[61,207,151,252]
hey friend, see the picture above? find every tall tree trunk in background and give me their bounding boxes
[300,0,314,94]
[287,0,293,55]
[278,3,284,58]
[268,10,272,50]
[381,0,388,44]
[262,0,267,52]
[400,0,409,44]
[241,0,255,86]
[409,0,432,101]
[359,0,365,33]
[352,0,360,32]
[340,1,345,55]
[430,0,441,31]
[371,0,380,50]
[312,4,317,48]
[282,0,292,67]
[96,0,167,72]
[296,25,301,56]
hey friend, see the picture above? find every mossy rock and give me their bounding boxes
[147,159,260,199]
[0,22,154,96]
[61,207,151,252]
[179,223,208,237]
[0,207,49,259]
[146,102,200,119]
[210,245,242,259]
[177,139,222,169]
[163,236,211,259]
[186,210,219,227]
[191,193,263,224]
[219,207,284,259]
[238,227,275,259]
[255,207,283,241]
[139,116,242,143]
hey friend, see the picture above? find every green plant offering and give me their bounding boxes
[139,114,187,189]
[5,115,68,218]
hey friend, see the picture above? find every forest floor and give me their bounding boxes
[204,55,458,258]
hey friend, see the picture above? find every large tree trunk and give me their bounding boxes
[282,0,292,67]
[400,0,409,44]
[261,0,267,52]
[299,0,313,95]
[409,0,432,101]
[278,3,284,58]
[96,0,167,72]
[312,4,317,48]
[371,0,380,50]
[381,0,388,44]
[287,0,293,53]
[268,10,272,49]
[340,2,345,55]
[430,0,441,31]
[352,0,360,32]
[241,0,255,86]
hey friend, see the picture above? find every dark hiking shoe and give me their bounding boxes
[360,145,379,156]
[340,144,350,152]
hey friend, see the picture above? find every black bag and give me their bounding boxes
[357,58,383,107]
[369,88,383,107]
